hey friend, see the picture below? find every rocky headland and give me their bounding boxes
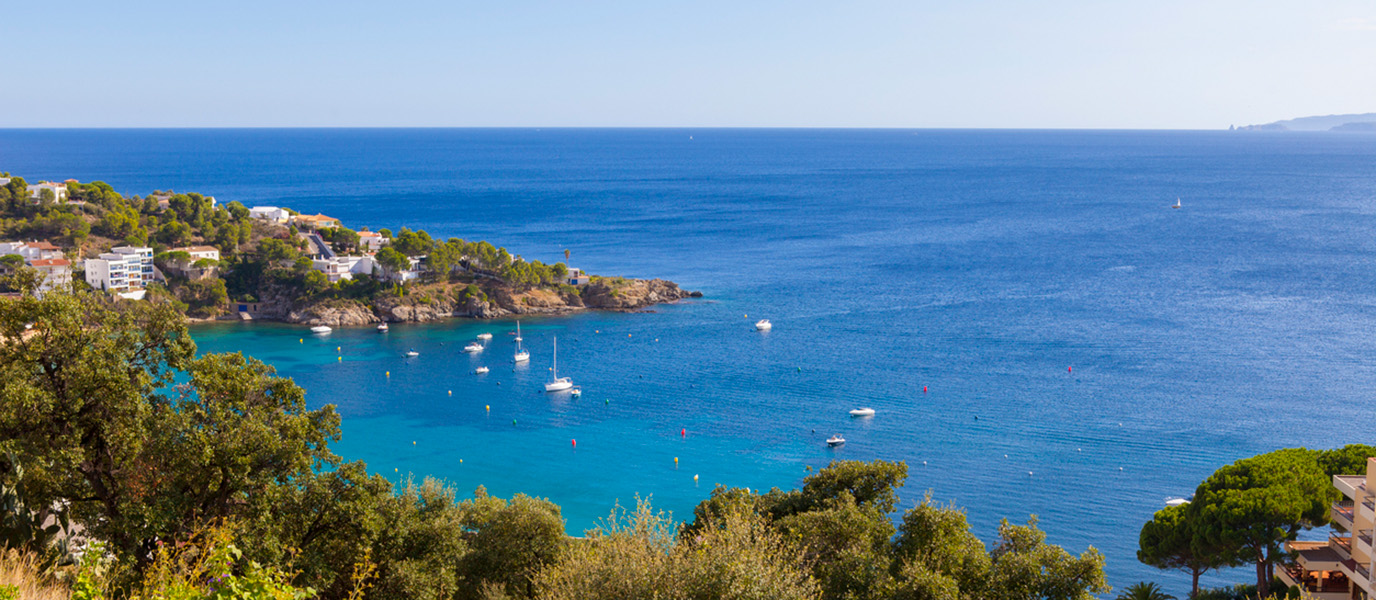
[257,278,700,327]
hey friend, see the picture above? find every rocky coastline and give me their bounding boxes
[239,278,700,327]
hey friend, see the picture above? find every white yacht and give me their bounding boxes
[464,342,484,353]
[849,408,876,417]
[477,332,493,340]
[826,434,846,447]
[544,336,573,392]
[513,321,530,363]
[310,325,333,334]
[755,319,772,331]
[376,323,389,332]
[404,349,419,357]
[475,366,490,374]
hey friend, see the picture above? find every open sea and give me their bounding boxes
[2,128,1374,593]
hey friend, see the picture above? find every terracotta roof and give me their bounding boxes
[171,245,219,253]
[28,241,59,250]
[358,231,381,237]
[294,214,338,222]
[28,258,70,267]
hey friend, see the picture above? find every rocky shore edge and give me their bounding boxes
[228,278,701,327]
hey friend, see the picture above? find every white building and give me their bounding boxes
[358,230,388,251]
[0,241,64,261]
[168,245,221,263]
[28,258,72,297]
[26,182,68,202]
[249,206,291,223]
[85,246,154,297]
[311,255,378,283]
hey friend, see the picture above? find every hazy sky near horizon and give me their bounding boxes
[6,0,1375,128]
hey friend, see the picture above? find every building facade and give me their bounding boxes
[249,206,291,223]
[85,246,154,294]
[1282,457,1376,600]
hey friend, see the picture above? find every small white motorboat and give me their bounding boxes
[826,434,845,447]
[544,336,574,392]
[571,388,582,398]
[464,342,484,353]
[755,319,772,331]
[475,366,490,374]
[1165,497,1190,507]
[404,349,419,357]
[310,325,333,334]
[477,333,493,340]
[849,408,876,417]
[377,323,389,332]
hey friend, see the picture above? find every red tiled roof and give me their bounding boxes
[28,241,59,250]
[29,258,70,267]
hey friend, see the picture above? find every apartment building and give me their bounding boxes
[1282,457,1376,600]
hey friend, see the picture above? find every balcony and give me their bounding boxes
[1335,475,1366,501]
[1333,502,1355,531]
[1278,564,1352,600]
[1359,532,1375,559]
[1330,534,1353,560]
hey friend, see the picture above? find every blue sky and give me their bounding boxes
[6,0,1375,128]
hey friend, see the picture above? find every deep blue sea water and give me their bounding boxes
[3,128,1375,594]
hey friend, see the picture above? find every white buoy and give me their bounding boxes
[922,461,927,466]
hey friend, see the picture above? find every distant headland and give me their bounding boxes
[1231,113,1376,132]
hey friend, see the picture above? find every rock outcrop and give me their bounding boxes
[258,277,700,326]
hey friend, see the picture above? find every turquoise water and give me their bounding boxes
[4,129,1376,591]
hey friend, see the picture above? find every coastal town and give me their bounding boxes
[0,174,694,323]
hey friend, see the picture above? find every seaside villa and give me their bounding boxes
[292,213,341,230]
[26,181,69,202]
[1280,457,1376,600]
[248,206,291,223]
[0,241,72,298]
[358,230,387,251]
[85,246,155,299]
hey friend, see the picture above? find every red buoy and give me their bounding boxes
[923,386,927,393]
[1068,366,1072,373]
[571,439,577,447]
[680,428,686,437]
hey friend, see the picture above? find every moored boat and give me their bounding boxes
[377,323,389,332]
[544,336,573,392]
[826,434,845,447]
[310,325,333,334]
[755,319,772,331]
[475,366,490,374]
[464,342,484,353]
[849,408,875,417]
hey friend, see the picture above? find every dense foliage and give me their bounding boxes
[0,287,1110,600]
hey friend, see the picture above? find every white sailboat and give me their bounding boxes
[544,336,573,392]
[1172,197,1181,209]
[513,321,530,363]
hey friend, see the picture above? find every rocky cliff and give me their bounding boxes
[254,277,700,326]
